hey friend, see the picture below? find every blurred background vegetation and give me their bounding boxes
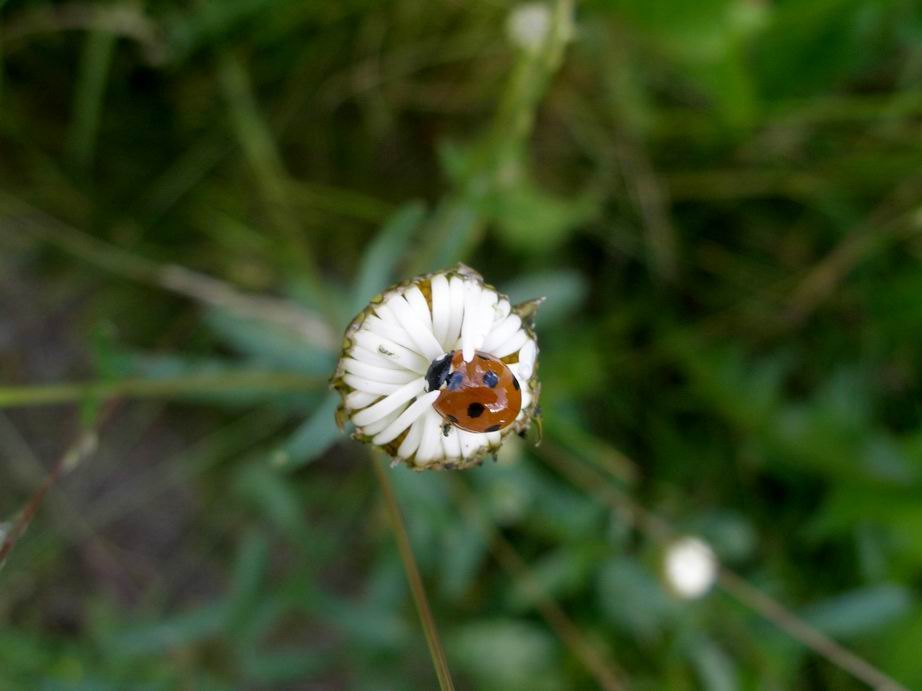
[2,0,922,689]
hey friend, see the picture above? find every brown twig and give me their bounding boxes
[0,402,116,571]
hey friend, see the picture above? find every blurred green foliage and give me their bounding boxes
[1,0,922,689]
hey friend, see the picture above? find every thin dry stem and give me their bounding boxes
[0,372,324,409]
[371,459,456,691]
[538,443,909,691]
[0,402,117,571]
[0,194,336,349]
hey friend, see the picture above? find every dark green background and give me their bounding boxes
[2,0,921,688]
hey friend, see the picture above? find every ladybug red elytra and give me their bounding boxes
[425,350,522,434]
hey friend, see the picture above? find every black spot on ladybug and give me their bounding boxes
[483,371,499,388]
[467,402,485,418]
[485,424,501,432]
[477,354,489,361]
[447,414,458,423]
[425,353,453,392]
[447,371,465,391]
[512,376,520,391]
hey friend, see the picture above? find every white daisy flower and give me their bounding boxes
[332,264,541,471]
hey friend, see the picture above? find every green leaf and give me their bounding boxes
[205,308,335,375]
[803,584,913,638]
[689,637,739,691]
[411,198,483,274]
[687,511,757,563]
[508,546,596,610]
[109,604,229,656]
[438,521,488,601]
[235,463,306,536]
[596,558,676,640]
[352,201,427,312]
[241,648,328,684]
[502,269,589,327]
[448,619,564,691]
[273,392,342,469]
[490,179,597,253]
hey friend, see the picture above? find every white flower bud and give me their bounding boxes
[506,3,553,53]
[664,536,718,599]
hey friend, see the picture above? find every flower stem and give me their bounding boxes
[371,458,455,691]
[0,372,323,409]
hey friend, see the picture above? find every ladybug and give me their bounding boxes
[425,350,522,434]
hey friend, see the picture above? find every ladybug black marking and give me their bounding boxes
[485,424,501,432]
[483,370,499,388]
[425,353,453,392]
[447,414,458,423]
[512,376,520,391]
[467,402,485,418]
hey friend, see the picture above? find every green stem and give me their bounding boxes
[0,373,323,409]
[67,29,116,172]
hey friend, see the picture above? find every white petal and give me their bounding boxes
[359,406,404,436]
[373,390,441,445]
[343,358,419,385]
[446,276,466,351]
[492,328,530,359]
[473,289,498,351]
[517,339,537,379]
[440,424,462,460]
[398,414,426,458]
[519,384,532,414]
[494,299,511,323]
[343,373,404,396]
[386,294,443,362]
[508,364,533,417]
[346,390,379,410]
[482,314,522,353]
[353,330,428,373]
[485,430,502,447]
[404,286,434,332]
[364,313,418,353]
[351,377,426,427]
[430,274,451,349]
[461,280,483,362]
[350,345,406,370]
[458,430,486,459]
[415,408,443,465]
